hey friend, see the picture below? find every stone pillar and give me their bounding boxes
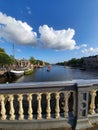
[8,94,15,120]
[18,94,24,120]
[63,91,70,118]
[0,95,6,120]
[75,85,92,130]
[27,93,33,120]
[89,89,96,115]
[37,93,42,119]
[73,91,76,116]
[55,92,60,119]
[46,92,51,119]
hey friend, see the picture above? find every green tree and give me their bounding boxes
[0,48,13,67]
[29,56,36,64]
[0,48,5,53]
[78,57,85,67]
[67,58,78,67]
[9,55,15,63]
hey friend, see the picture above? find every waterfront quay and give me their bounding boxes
[0,79,98,130]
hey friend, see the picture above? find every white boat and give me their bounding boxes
[9,70,24,78]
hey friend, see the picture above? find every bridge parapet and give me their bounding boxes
[0,80,98,130]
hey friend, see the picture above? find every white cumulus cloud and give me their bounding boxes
[0,12,37,45]
[0,12,87,51]
[82,47,98,54]
[75,44,87,49]
[81,44,87,48]
[39,25,78,50]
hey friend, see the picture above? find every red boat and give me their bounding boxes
[47,65,51,71]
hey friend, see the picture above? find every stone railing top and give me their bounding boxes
[0,79,98,88]
[75,79,98,87]
[0,79,98,94]
[0,80,76,89]
[0,80,76,94]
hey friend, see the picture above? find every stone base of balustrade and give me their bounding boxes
[75,118,93,130]
[0,118,74,130]
[88,114,98,124]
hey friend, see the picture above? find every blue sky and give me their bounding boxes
[0,0,98,63]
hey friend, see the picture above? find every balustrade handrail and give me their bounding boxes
[0,80,76,88]
[0,79,98,89]
[0,81,77,94]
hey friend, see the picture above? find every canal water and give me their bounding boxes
[13,65,98,83]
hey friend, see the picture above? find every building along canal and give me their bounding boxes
[10,65,98,83]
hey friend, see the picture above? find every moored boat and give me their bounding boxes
[24,68,33,75]
[8,70,24,78]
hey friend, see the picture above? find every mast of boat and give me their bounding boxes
[13,43,15,59]
[12,43,16,70]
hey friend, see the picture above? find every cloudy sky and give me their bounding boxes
[0,0,98,63]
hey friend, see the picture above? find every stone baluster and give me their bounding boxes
[73,92,76,116]
[55,92,60,119]
[0,95,6,120]
[18,94,24,120]
[96,93,98,112]
[46,92,51,119]
[8,94,15,120]
[37,93,42,119]
[89,89,96,115]
[27,93,33,120]
[63,91,70,117]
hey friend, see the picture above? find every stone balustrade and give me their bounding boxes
[0,91,75,121]
[0,80,98,130]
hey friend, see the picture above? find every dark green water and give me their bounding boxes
[13,65,98,83]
